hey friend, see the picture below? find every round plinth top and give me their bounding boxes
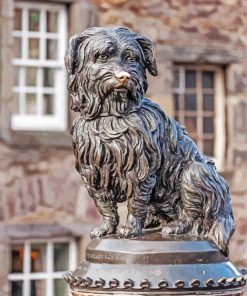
[86,233,226,265]
[64,232,247,294]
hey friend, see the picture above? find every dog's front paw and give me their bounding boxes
[90,223,116,239]
[118,215,143,238]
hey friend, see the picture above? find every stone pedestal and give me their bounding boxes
[64,232,247,296]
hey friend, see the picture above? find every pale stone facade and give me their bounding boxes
[0,0,247,295]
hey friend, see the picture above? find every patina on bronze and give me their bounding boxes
[64,27,246,295]
[65,26,233,254]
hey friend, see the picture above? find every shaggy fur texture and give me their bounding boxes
[65,27,235,255]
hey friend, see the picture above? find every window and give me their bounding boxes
[11,2,67,131]
[8,239,77,296]
[173,65,225,169]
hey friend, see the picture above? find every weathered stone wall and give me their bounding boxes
[0,141,99,225]
[0,2,247,293]
[92,0,247,267]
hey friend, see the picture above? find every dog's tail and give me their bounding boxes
[204,167,235,256]
[208,214,235,257]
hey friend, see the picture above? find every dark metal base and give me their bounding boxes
[64,233,247,295]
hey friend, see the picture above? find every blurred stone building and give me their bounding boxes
[0,0,247,295]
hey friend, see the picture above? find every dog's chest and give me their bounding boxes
[72,112,162,193]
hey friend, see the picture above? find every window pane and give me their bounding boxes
[203,117,214,134]
[43,94,54,115]
[47,11,58,32]
[173,94,179,111]
[173,69,180,89]
[11,281,23,296]
[185,94,197,111]
[185,116,197,133]
[30,280,45,296]
[29,10,40,31]
[185,70,196,88]
[14,67,20,86]
[14,38,22,58]
[202,71,214,88]
[54,243,69,271]
[11,244,24,273]
[54,279,68,296]
[30,243,47,272]
[43,68,54,87]
[46,39,57,60]
[203,139,214,156]
[14,8,22,31]
[25,94,37,114]
[203,94,214,111]
[26,67,37,86]
[29,38,39,59]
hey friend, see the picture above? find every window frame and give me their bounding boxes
[173,64,226,170]
[11,2,68,132]
[8,237,77,296]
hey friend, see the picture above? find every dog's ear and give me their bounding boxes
[65,33,89,96]
[136,35,158,76]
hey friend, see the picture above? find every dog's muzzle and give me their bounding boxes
[113,71,131,103]
[102,70,140,115]
[115,71,130,86]
[109,72,130,114]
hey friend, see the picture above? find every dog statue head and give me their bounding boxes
[65,27,158,119]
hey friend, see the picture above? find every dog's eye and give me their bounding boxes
[125,55,137,63]
[98,54,109,61]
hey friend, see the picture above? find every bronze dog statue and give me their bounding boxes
[65,27,235,255]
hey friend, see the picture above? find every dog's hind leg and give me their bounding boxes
[162,161,235,254]
[161,163,201,237]
[182,161,235,254]
[162,215,193,236]
[90,198,119,239]
[162,161,210,237]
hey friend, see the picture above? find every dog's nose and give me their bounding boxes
[116,71,130,84]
